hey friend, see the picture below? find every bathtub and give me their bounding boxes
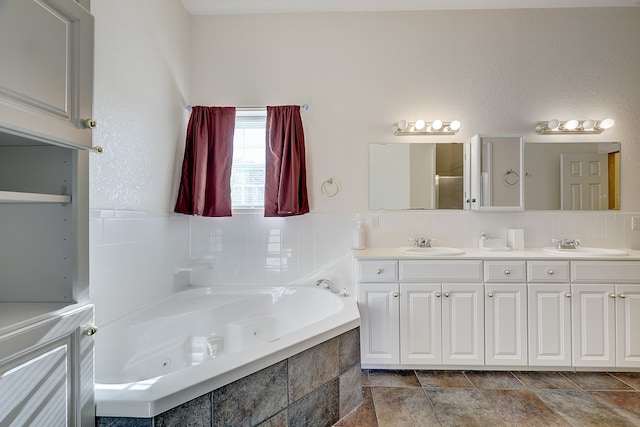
[94,285,360,418]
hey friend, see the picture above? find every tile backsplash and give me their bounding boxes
[90,209,640,323]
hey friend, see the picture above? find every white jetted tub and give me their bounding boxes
[95,285,360,418]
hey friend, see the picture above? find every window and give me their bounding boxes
[231,110,266,209]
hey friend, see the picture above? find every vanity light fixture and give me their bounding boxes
[393,119,461,136]
[536,118,615,135]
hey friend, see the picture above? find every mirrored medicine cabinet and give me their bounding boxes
[368,137,621,211]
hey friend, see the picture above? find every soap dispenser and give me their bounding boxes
[353,216,366,249]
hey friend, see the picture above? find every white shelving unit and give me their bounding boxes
[0,1,95,424]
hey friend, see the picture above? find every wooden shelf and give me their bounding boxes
[0,191,71,204]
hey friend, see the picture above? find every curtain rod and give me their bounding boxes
[185,104,309,112]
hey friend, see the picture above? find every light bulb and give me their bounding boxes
[397,120,408,130]
[547,119,560,130]
[415,119,426,130]
[599,118,614,129]
[565,119,579,131]
[582,120,596,131]
[449,120,461,131]
[431,119,443,131]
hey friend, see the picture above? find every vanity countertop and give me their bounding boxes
[352,247,640,260]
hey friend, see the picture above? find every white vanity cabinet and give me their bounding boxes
[358,259,484,367]
[401,261,484,366]
[484,261,528,366]
[0,0,95,150]
[358,261,400,364]
[527,261,572,366]
[571,261,640,368]
[356,252,640,371]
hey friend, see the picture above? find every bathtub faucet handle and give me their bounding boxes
[316,278,340,293]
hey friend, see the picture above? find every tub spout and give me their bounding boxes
[316,279,340,293]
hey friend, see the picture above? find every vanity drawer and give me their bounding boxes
[484,261,526,282]
[572,261,640,283]
[359,261,398,282]
[399,260,483,282]
[527,261,570,282]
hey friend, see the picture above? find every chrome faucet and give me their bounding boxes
[316,278,341,293]
[409,237,433,248]
[552,238,581,249]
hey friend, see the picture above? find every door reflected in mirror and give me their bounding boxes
[368,143,464,210]
[524,142,620,210]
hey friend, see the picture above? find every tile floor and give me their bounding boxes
[334,370,640,427]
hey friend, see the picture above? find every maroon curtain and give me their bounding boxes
[264,105,310,217]
[174,106,236,217]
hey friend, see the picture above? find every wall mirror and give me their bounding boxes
[524,141,620,210]
[470,134,524,211]
[368,142,465,210]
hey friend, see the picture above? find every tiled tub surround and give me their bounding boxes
[96,327,362,427]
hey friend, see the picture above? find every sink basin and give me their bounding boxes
[399,247,465,256]
[542,247,629,257]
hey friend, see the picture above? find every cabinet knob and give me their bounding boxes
[444,292,450,298]
[84,118,97,129]
[488,292,494,298]
[376,269,383,275]
[619,294,627,299]
[565,293,572,298]
[84,325,98,336]
[435,292,441,298]
[610,293,617,299]
[392,292,399,298]
[504,270,511,275]
[547,270,555,275]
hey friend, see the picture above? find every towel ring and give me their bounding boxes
[504,169,520,186]
[321,178,340,197]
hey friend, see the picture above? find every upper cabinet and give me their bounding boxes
[0,0,94,150]
[469,134,524,211]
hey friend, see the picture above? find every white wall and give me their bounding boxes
[189,8,640,212]
[90,0,191,325]
[88,4,640,316]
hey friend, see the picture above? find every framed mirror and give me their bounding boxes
[470,134,524,211]
[368,142,465,210]
[524,141,620,210]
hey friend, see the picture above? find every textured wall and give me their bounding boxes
[90,0,192,324]
[91,0,190,212]
[189,8,640,212]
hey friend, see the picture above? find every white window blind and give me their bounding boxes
[231,110,266,209]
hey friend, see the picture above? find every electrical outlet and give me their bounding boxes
[633,217,640,230]
[369,215,379,230]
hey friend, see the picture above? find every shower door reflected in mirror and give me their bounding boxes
[368,143,465,210]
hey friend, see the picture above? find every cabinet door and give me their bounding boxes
[571,284,615,367]
[358,283,399,365]
[0,0,94,149]
[0,305,94,427]
[400,283,442,365]
[485,284,527,366]
[442,283,484,365]
[528,284,571,366]
[616,285,640,367]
